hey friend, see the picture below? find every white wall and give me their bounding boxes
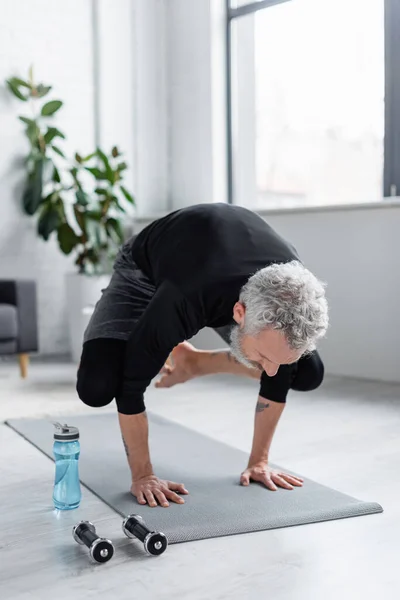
[96,0,169,217]
[167,0,227,208]
[131,0,169,216]
[95,0,136,196]
[0,0,96,355]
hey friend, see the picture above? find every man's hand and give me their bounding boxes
[240,460,304,491]
[131,475,189,507]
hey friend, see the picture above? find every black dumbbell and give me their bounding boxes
[122,514,168,556]
[72,521,114,563]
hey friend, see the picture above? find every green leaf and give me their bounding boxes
[57,223,80,254]
[75,153,83,163]
[86,219,106,250]
[115,202,126,214]
[70,166,83,189]
[36,84,52,98]
[6,79,28,101]
[120,185,134,204]
[18,116,36,127]
[51,145,66,158]
[108,195,126,214]
[94,187,107,195]
[42,192,59,205]
[106,218,124,243]
[53,165,61,183]
[80,152,97,163]
[44,127,65,144]
[41,100,63,116]
[25,121,41,145]
[37,206,61,241]
[23,187,39,215]
[86,210,103,221]
[86,248,101,265]
[74,205,87,236]
[23,161,43,215]
[94,224,103,248]
[96,148,114,183]
[75,190,89,206]
[117,162,127,172]
[84,167,107,180]
[11,77,30,88]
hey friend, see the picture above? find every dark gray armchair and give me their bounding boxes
[0,280,38,377]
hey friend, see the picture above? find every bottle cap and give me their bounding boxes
[53,422,80,441]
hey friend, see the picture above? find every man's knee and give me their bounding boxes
[76,370,116,408]
[291,352,324,392]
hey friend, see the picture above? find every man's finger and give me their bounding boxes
[272,474,294,490]
[136,491,146,505]
[283,473,304,483]
[240,472,250,486]
[144,490,157,507]
[154,490,169,508]
[164,489,185,504]
[283,474,303,487]
[168,481,189,494]
[261,473,278,491]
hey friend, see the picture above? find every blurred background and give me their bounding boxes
[0,0,399,387]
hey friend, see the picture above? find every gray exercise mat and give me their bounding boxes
[7,413,383,544]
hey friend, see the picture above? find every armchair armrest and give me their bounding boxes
[0,280,38,352]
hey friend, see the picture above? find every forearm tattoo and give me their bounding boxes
[122,436,129,457]
[256,401,270,413]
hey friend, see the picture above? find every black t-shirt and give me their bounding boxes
[117,203,300,414]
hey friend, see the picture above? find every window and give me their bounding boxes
[228,0,387,209]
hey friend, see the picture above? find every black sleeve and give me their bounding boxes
[259,363,297,403]
[116,281,204,415]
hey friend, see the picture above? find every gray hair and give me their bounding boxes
[239,260,328,352]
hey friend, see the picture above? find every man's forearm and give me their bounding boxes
[248,397,285,465]
[118,412,153,480]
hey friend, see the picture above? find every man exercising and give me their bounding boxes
[77,203,328,508]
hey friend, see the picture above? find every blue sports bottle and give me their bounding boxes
[53,422,82,510]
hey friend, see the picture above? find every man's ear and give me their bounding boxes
[233,302,246,325]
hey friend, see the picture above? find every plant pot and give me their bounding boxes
[65,273,111,363]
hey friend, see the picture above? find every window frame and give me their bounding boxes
[226,0,398,205]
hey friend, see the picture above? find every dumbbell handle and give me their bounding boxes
[124,517,149,542]
[79,527,98,548]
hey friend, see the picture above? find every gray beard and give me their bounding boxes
[229,324,261,371]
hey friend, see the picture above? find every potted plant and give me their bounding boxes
[6,68,135,361]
